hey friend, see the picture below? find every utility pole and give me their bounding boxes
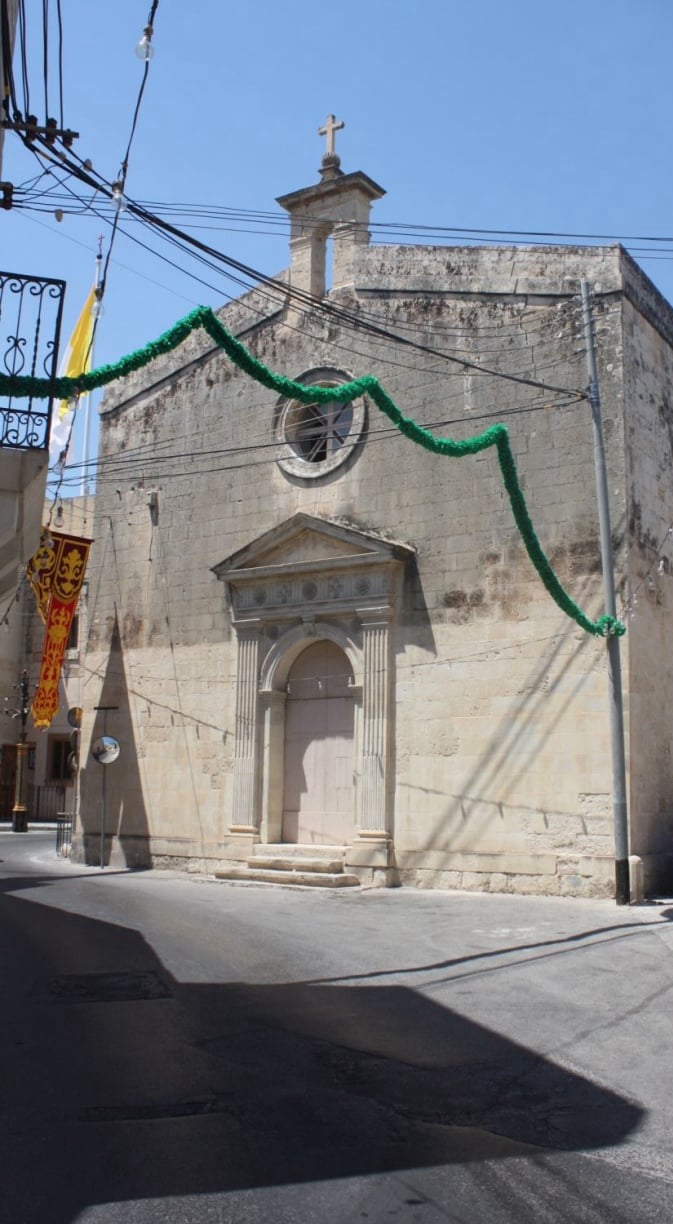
[580,281,630,905]
[93,705,119,869]
[5,669,30,832]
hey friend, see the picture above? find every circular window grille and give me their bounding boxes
[286,399,354,463]
[276,373,366,480]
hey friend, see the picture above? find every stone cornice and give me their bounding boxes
[214,514,414,627]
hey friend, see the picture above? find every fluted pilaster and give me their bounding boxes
[359,612,391,834]
[231,626,262,832]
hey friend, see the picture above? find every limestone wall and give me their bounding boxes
[75,242,663,895]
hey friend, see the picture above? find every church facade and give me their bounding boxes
[74,139,673,898]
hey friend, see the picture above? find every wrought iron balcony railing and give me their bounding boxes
[0,270,66,450]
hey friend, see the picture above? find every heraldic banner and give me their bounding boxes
[27,529,92,728]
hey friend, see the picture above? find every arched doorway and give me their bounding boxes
[282,639,355,844]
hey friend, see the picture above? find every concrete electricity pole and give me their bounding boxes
[580,281,630,905]
[5,668,30,832]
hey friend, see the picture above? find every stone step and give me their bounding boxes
[254,843,348,860]
[250,855,346,874]
[214,866,360,889]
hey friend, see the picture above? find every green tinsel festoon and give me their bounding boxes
[0,304,625,638]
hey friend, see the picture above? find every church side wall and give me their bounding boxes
[622,296,673,894]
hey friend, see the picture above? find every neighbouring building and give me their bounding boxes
[3,494,95,825]
[0,7,71,819]
[1,0,65,602]
[73,138,673,897]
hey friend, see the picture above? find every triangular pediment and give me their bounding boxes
[253,527,364,567]
[213,514,412,580]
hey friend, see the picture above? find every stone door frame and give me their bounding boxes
[259,620,363,846]
[213,514,414,859]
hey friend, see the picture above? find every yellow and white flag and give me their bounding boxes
[49,285,96,465]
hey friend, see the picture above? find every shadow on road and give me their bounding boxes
[0,877,645,1224]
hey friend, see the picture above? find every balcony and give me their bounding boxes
[0,270,66,599]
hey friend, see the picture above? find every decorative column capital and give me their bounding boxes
[234,618,264,640]
[357,605,393,629]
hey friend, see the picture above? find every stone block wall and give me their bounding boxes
[73,242,673,896]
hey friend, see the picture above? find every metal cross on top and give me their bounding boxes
[318,114,344,157]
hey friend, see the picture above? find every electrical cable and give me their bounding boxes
[55,0,63,128]
[18,186,673,266]
[52,393,586,492]
[17,0,29,117]
[53,361,582,479]
[13,207,199,304]
[11,133,587,402]
[128,206,586,399]
[0,0,13,124]
[42,0,49,124]
[8,138,595,404]
[22,179,673,247]
[29,166,594,496]
[96,0,160,312]
[24,161,586,411]
[120,198,588,398]
[45,3,160,514]
[18,180,673,252]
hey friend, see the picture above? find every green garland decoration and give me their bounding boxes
[0,304,625,638]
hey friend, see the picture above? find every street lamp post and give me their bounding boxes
[7,670,30,833]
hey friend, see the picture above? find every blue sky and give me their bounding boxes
[4,0,673,487]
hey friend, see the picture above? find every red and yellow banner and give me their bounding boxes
[26,528,62,622]
[28,529,92,729]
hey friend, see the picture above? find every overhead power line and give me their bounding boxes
[51,391,585,492]
[13,139,587,405]
[46,0,160,510]
[15,184,673,249]
[3,40,606,409]
[119,196,589,400]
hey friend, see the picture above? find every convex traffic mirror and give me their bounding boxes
[91,735,120,765]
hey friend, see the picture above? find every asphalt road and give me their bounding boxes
[1,831,673,1223]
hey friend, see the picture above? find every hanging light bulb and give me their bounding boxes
[91,287,104,319]
[135,25,154,60]
[111,180,127,214]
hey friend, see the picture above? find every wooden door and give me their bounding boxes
[0,744,17,819]
[282,640,355,845]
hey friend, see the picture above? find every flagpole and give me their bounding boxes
[81,237,103,497]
